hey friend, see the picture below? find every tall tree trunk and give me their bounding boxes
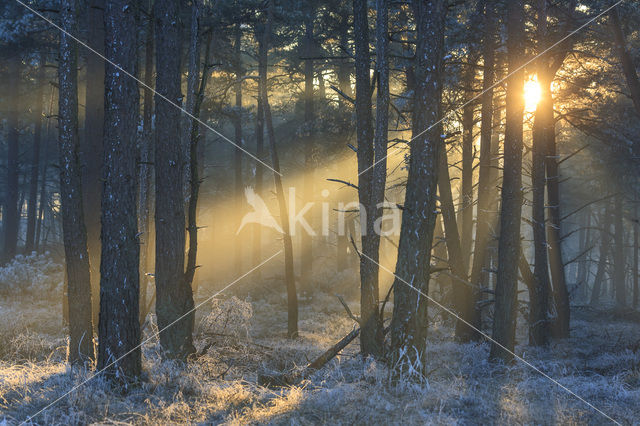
[614,194,626,307]
[300,3,315,285]
[84,0,105,329]
[138,7,154,324]
[98,0,141,378]
[59,0,94,364]
[437,145,468,336]
[460,61,475,270]
[154,0,195,358]
[36,82,56,253]
[261,1,298,338]
[182,4,200,199]
[528,0,551,346]
[529,90,551,344]
[25,54,45,254]
[185,28,213,296]
[591,201,612,305]
[634,201,639,309]
[263,99,298,338]
[465,0,496,341]
[353,0,383,357]
[234,22,244,275]
[576,208,591,301]
[489,0,525,363]
[609,5,640,120]
[545,103,569,338]
[389,0,446,370]
[3,55,20,264]
[335,10,352,271]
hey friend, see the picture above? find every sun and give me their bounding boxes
[524,77,542,112]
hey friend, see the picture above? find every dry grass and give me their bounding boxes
[0,258,639,424]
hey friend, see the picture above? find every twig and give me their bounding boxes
[336,294,361,324]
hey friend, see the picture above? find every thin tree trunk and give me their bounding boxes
[466,0,497,341]
[530,88,551,345]
[528,0,551,346]
[335,10,352,270]
[183,4,200,200]
[25,55,45,254]
[36,82,56,252]
[460,59,475,271]
[544,100,570,338]
[609,5,640,119]
[84,0,105,329]
[634,201,639,309]
[614,194,626,307]
[59,0,94,364]
[389,0,446,370]
[437,145,468,336]
[489,0,525,363]
[185,29,213,295]
[353,0,383,357]
[591,202,612,305]
[262,1,298,338]
[138,6,154,324]
[263,99,298,338]
[154,0,195,358]
[300,3,315,285]
[3,55,20,264]
[576,209,591,301]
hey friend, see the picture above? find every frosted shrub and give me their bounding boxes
[199,297,253,340]
[0,252,63,295]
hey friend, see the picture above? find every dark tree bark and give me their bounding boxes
[300,2,316,285]
[3,56,20,264]
[576,209,591,301]
[534,0,576,339]
[353,0,383,357]
[97,0,141,379]
[335,9,353,270]
[609,4,640,121]
[489,0,525,363]
[262,1,298,338]
[591,202,612,305]
[634,201,639,309]
[25,54,45,254]
[84,0,105,329]
[528,0,551,347]
[465,0,497,342]
[438,144,473,340]
[36,82,56,253]
[614,194,626,307]
[264,99,298,338]
[389,0,446,370]
[154,0,195,358]
[545,111,569,338]
[58,0,94,364]
[186,27,213,295]
[183,3,201,200]
[138,8,154,324]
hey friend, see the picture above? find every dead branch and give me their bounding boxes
[336,294,361,324]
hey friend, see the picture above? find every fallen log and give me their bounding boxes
[258,326,361,387]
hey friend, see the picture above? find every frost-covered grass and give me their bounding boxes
[0,259,638,424]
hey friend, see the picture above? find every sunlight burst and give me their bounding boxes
[524,77,542,112]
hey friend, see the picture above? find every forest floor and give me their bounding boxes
[0,263,639,424]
